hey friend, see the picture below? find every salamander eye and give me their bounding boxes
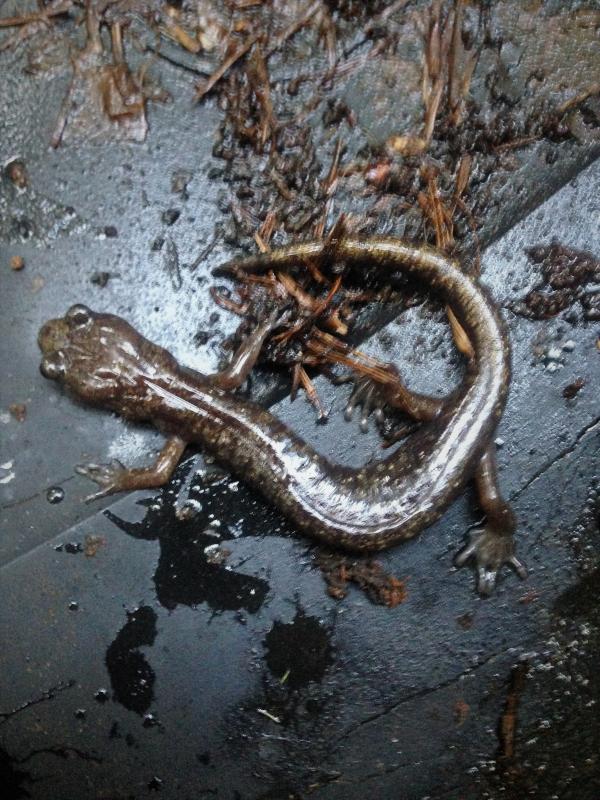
[66,304,92,327]
[40,353,66,380]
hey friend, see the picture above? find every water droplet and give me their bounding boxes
[94,688,109,703]
[47,486,65,504]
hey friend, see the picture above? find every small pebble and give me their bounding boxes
[546,347,563,361]
[8,403,26,422]
[562,340,576,352]
[562,377,585,399]
[5,159,28,189]
[10,255,25,271]
[494,437,505,448]
[161,208,181,226]
[90,271,112,287]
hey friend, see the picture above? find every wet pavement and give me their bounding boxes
[1,3,600,799]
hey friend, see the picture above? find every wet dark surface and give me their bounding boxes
[1,2,600,798]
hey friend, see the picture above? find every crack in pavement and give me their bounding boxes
[18,745,103,765]
[511,414,600,501]
[1,474,77,512]
[0,680,75,725]
[336,646,519,744]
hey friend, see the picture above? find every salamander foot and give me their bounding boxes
[336,374,386,432]
[455,527,527,596]
[76,460,128,502]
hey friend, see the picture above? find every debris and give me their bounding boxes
[90,271,117,287]
[497,661,529,767]
[514,242,600,321]
[456,612,474,629]
[9,255,25,271]
[454,698,470,725]
[47,6,168,147]
[161,208,181,226]
[162,237,182,291]
[315,549,407,607]
[8,403,27,422]
[171,170,193,198]
[83,535,105,557]
[267,0,321,56]
[195,34,259,100]
[203,544,232,565]
[518,588,541,604]
[256,707,281,724]
[279,668,291,684]
[562,377,585,400]
[5,159,28,189]
[0,2,72,30]
[159,8,202,54]
[0,461,16,485]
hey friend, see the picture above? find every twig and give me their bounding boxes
[0,0,72,28]
[51,66,76,148]
[111,21,124,64]
[159,15,201,54]
[267,0,321,57]
[498,661,529,764]
[257,708,281,724]
[298,365,328,419]
[194,34,258,100]
[247,41,277,147]
[493,135,539,153]
[365,0,410,32]
[555,83,600,116]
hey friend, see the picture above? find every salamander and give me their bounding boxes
[38,237,526,594]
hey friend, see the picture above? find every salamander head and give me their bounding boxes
[38,305,177,414]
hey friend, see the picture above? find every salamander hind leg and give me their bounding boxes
[455,448,527,595]
[455,527,527,596]
[337,373,387,433]
[336,361,444,438]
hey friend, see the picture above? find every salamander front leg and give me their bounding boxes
[210,309,287,391]
[455,447,527,595]
[76,436,187,502]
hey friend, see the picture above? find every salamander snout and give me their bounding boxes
[38,305,177,412]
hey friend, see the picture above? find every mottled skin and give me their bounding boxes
[38,237,526,594]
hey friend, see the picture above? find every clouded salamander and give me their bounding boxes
[38,237,526,594]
